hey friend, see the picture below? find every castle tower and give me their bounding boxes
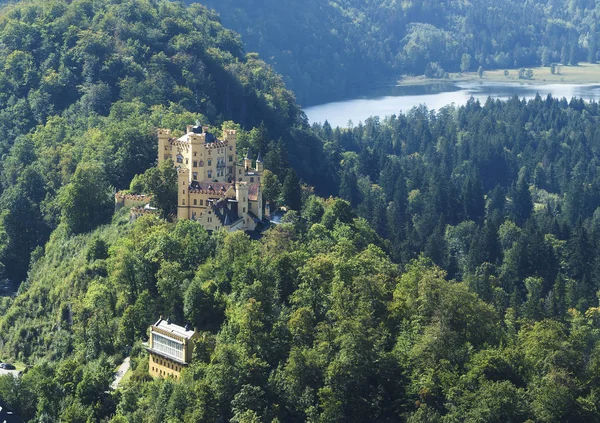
[244,149,252,171]
[236,183,249,227]
[255,152,263,173]
[224,129,237,178]
[178,168,190,220]
[157,129,171,166]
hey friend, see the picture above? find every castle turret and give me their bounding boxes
[178,168,190,220]
[157,129,171,166]
[255,152,263,173]
[244,149,252,170]
[236,183,249,226]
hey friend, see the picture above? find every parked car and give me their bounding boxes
[0,363,16,370]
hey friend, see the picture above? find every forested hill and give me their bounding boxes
[0,0,334,284]
[201,0,600,105]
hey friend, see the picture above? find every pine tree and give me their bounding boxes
[282,169,302,211]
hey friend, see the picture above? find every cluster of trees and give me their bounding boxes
[201,0,600,104]
[3,192,600,421]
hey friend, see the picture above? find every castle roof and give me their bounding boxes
[152,317,196,339]
[188,180,233,194]
[256,152,262,162]
[212,198,241,226]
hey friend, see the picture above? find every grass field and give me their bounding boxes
[398,62,600,86]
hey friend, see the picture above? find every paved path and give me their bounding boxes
[0,368,20,378]
[111,356,130,390]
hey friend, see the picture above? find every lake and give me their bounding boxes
[303,81,600,127]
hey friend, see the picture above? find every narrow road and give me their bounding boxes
[0,368,20,378]
[111,356,130,390]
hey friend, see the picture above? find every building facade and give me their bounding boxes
[159,125,264,231]
[147,317,199,379]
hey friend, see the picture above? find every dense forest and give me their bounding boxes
[6,95,600,421]
[3,0,600,421]
[201,0,600,104]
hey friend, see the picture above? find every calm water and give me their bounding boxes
[303,81,600,127]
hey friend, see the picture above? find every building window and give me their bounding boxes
[183,190,185,194]
[164,146,168,150]
[194,152,197,156]
[199,160,204,166]
[229,146,232,151]
[200,200,203,205]
[182,199,185,205]
[238,169,241,174]
[250,177,254,182]
[208,159,212,166]
[229,155,233,162]
[193,172,198,180]
[194,199,197,205]
[243,207,245,212]
[207,170,212,178]
[152,333,184,360]
[176,154,183,163]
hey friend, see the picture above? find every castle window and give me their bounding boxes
[194,199,197,205]
[183,181,186,185]
[208,150,211,155]
[250,177,254,182]
[186,159,189,164]
[239,169,241,174]
[243,207,245,212]
[229,146,232,151]
[176,154,183,163]
[194,152,197,156]
[183,190,185,194]
[164,146,168,150]
[208,159,212,166]
[229,155,233,162]
[207,170,212,178]
[182,199,185,205]
[193,172,198,180]
[193,161,198,167]
[200,200,203,205]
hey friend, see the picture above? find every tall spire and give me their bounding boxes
[245,148,252,160]
[256,151,262,162]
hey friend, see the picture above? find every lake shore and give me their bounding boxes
[397,62,600,87]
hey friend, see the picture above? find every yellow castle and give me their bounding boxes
[158,124,264,231]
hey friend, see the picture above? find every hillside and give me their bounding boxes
[0,0,335,285]
[201,0,600,105]
[4,0,600,422]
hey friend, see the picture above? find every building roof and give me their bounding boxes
[213,198,240,226]
[152,317,196,340]
[256,152,262,162]
[189,181,233,194]
[0,400,24,423]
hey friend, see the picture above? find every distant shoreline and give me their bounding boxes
[397,62,600,87]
